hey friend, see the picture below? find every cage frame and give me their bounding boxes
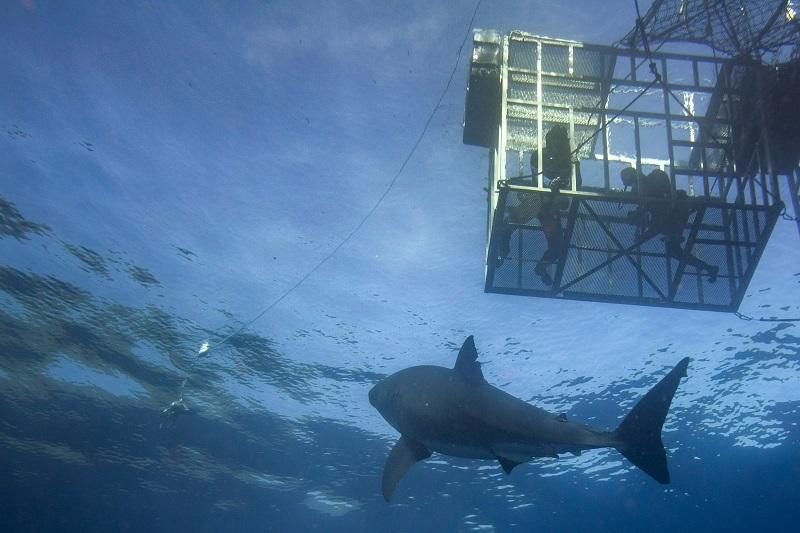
[471,31,786,311]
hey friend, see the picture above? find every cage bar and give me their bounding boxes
[464,31,788,311]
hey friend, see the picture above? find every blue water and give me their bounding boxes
[2,1,799,531]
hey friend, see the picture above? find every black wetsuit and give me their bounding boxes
[630,170,716,276]
[495,127,577,286]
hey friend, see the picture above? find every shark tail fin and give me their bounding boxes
[613,357,689,484]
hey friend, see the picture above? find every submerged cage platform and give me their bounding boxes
[489,186,779,311]
[464,31,790,311]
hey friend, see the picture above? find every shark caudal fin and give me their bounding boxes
[614,357,690,484]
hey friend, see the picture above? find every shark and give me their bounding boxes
[369,336,690,501]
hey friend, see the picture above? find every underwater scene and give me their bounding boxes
[2,1,799,532]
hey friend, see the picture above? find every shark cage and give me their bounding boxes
[463,28,798,311]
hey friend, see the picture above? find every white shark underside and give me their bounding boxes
[369,336,690,501]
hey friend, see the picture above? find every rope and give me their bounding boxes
[510,1,663,184]
[513,0,669,184]
[509,76,661,182]
[161,0,486,420]
[183,0,484,363]
[634,0,662,84]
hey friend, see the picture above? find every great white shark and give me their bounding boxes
[369,336,689,501]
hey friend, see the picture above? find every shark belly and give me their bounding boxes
[423,440,561,462]
[395,391,563,461]
[394,380,610,462]
[422,440,495,460]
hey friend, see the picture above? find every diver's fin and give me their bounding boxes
[382,435,431,502]
[453,335,485,384]
[496,455,523,474]
[614,357,690,484]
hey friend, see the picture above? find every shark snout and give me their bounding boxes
[369,378,396,413]
[368,382,382,408]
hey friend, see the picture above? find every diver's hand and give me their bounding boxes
[625,209,642,225]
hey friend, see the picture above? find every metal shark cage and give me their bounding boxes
[464,30,790,311]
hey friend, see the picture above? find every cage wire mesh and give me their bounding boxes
[620,0,800,59]
[504,34,612,158]
[487,187,779,310]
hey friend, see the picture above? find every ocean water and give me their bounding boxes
[1,1,799,532]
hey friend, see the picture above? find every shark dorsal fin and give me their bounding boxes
[454,336,485,383]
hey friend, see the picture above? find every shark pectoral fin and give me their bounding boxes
[496,455,523,474]
[382,435,431,502]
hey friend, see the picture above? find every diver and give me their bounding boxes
[620,167,718,282]
[160,379,190,429]
[532,126,577,285]
[495,125,579,288]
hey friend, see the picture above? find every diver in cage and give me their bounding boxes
[495,126,580,287]
[620,167,719,283]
